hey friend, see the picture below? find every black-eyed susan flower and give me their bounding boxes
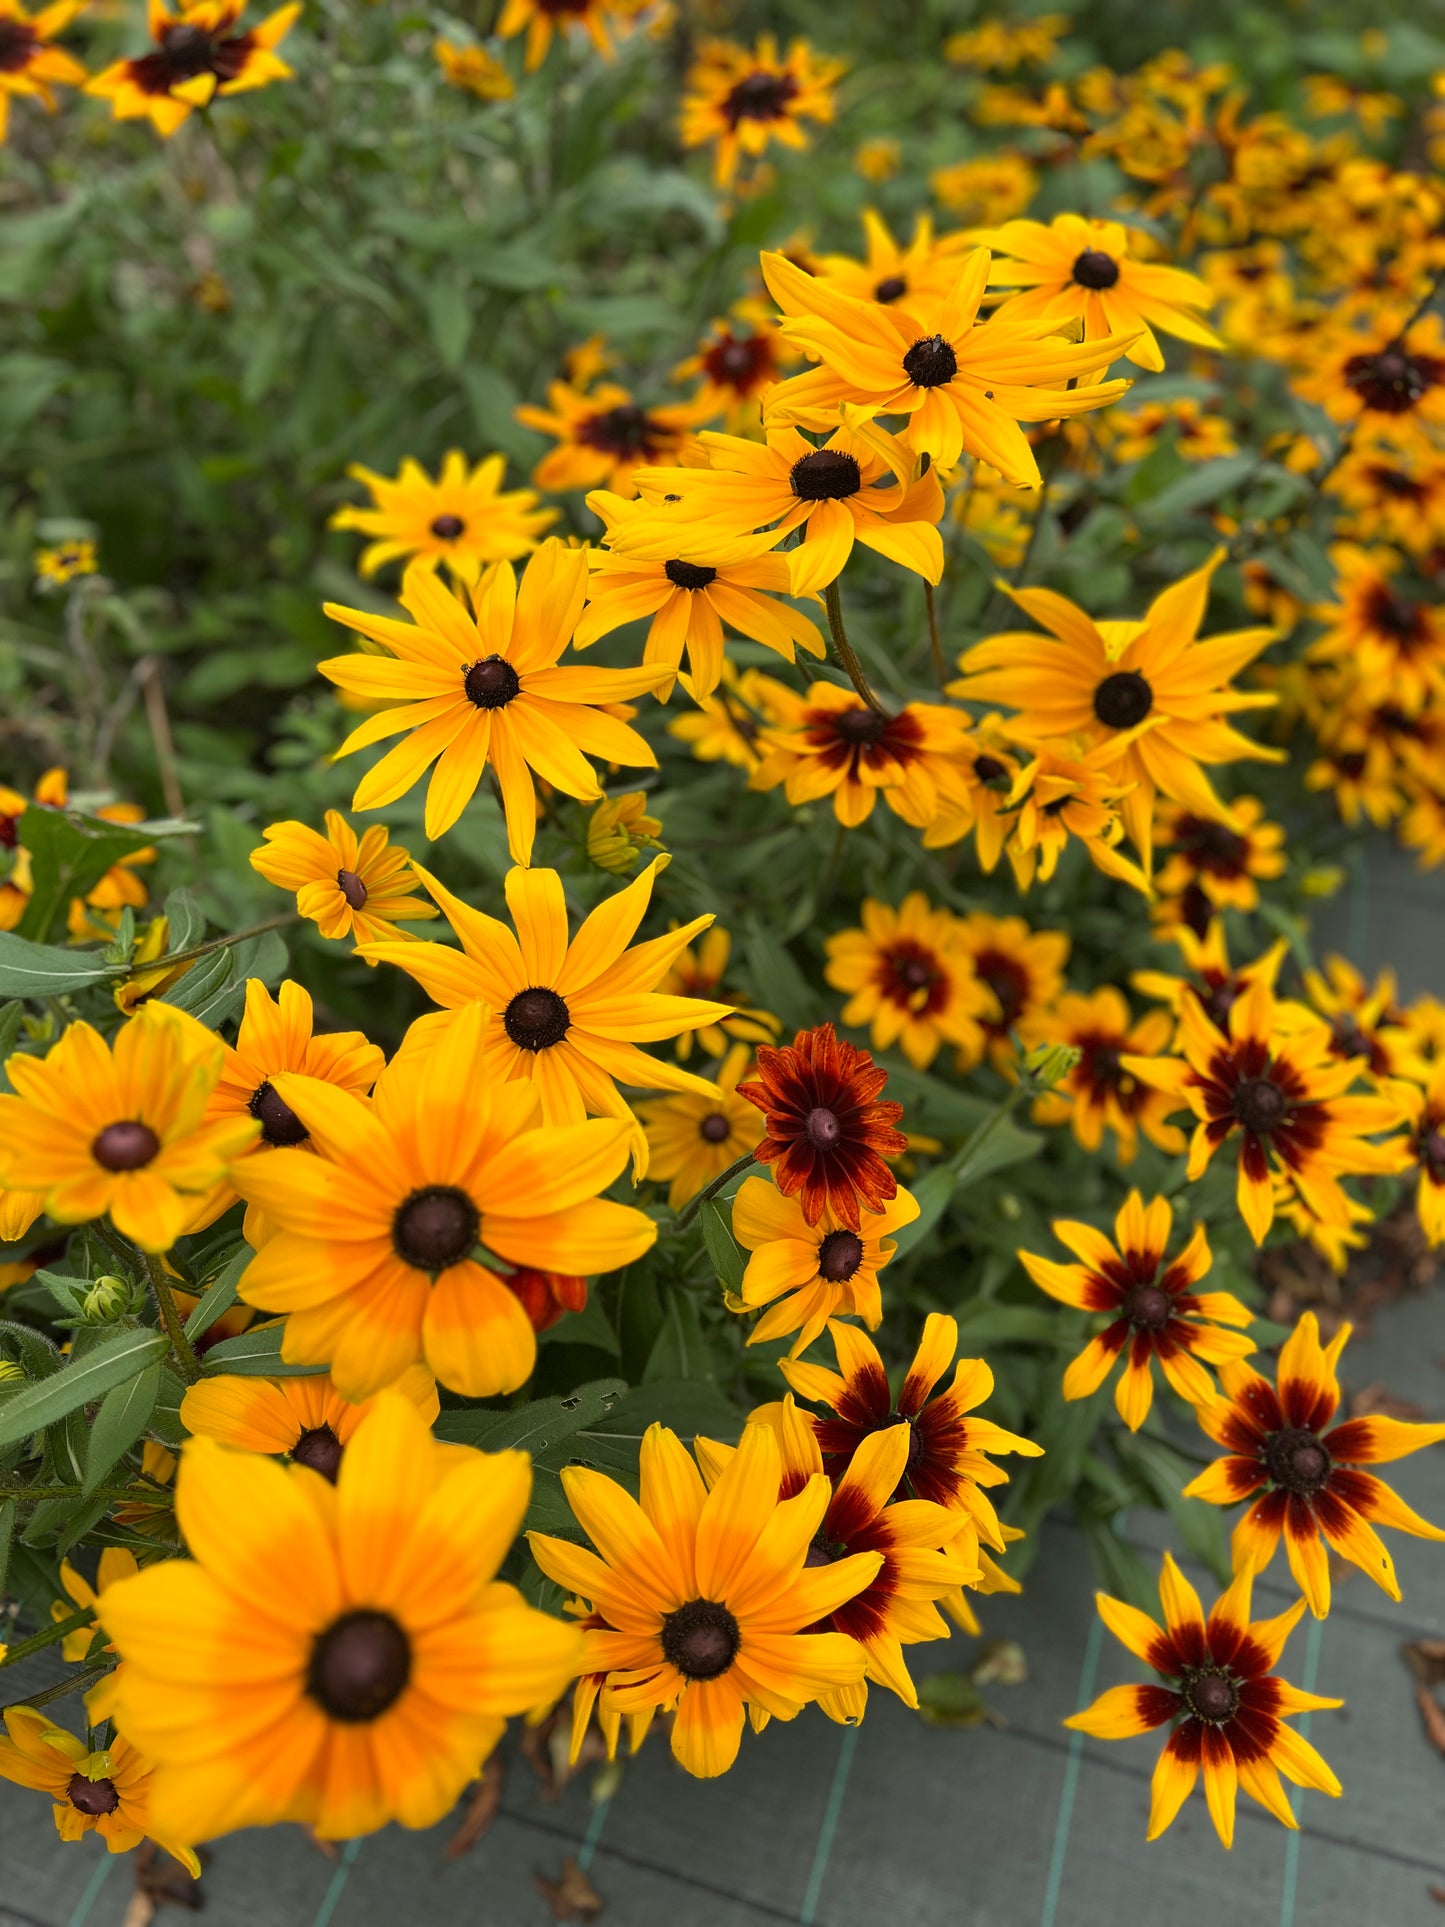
[823,891,991,1071]
[33,534,96,583]
[250,812,438,960]
[1325,430,1445,555]
[86,0,299,137]
[1066,1554,1341,1848]
[1292,307,1445,433]
[230,1003,656,1398]
[1108,397,1239,464]
[1307,543,1445,717]
[432,38,513,99]
[329,452,555,586]
[1123,976,1409,1244]
[813,209,973,310]
[0,1005,258,1253]
[362,858,731,1180]
[496,0,631,71]
[528,1420,878,1778]
[1020,1191,1256,1429]
[673,300,797,433]
[0,1708,199,1875]
[916,725,1023,872]
[576,490,825,702]
[749,682,974,829]
[949,911,1068,1071]
[1004,741,1152,896]
[1296,955,1421,1084]
[322,546,665,857]
[1132,923,1287,1039]
[739,1023,906,1229]
[667,662,792,775]
[760,249,1137,483]
[1032,987,1186,1164]
[53,1548,139,1667]
[1152,794,1286,937]
[728,1170,917,1355]
[967,214,1223,371]
[0,0,86,142]
[1393,1061,1445,1244]
[516,374,703,498]
[930,153,1039,224]
[1184,1312,1445,1617]
[638,1043,763,1210]
[179,1363,438,1482]
[658,924,781,1061]
[680,35,844,189]
[102,1392,583,1841]
[951,552,1280,873]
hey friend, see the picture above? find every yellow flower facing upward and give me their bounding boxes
[329,451,555,586]
[362,859,730,1180]
[231,1002,657,1399]
[1109,397,1239,463]
[1152,794,1286,935]
[320,544,665,858]
[0,0,86,142]
[249,811,438,960]
[0,1005,258,1253]
[87,0,300,137]
[950,911,1069,1071]
[180,1363,438,1480]
[33,535,96,584]
[680,35,845,189]
[102,1393,583,1842]
[638,1042,763,1210]
[528,1420,879,1778]
[823,892,992,1071]
[760,248,1138,485]
[432,39,513,99]
[516,375,704,498]
[1292,307,1445,433]
[749,683,974,830]
[1296,954,1421,1086]
[659,923,781,1061]
[0,1707,199,1876]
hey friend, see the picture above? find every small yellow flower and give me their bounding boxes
[86,0,300,138]
[34,539,96,586]
[433,38,514,100]
[638,1042,763,1209]
[113,916,194,1015]
[249,811,438,960]
[329,450,554,585]
[852,137,901,182]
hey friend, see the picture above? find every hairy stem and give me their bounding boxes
[144,1251,201,1384]
[823,579,887,716]
[923,580,950,697]
[0,1605,94,1670]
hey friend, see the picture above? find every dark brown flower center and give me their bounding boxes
[902,334,958,388]
[874,274,907,303]
[1183,1667,1238,1724]
[337,868,368,911]
[831,705,891,745]
[722,70,798,127]
[1421,1127,1445,1180]
[977,951,1029,1028]
[699,1112,731,1144]
[464,655,521,710]
[1265,1426,1331,1495]
[249,1081,309,1148]
[790,449,862,502]
[664,559,718,591]
[973,754,1012,790]
[307,1610,411,1722]
[1072,248,1121,290]
[391,1185,479,1271]
[66,1773,120,1816]
[660,1598,740,1680]
[0,811,17,849]
[898,958,932,989]
[1093,670,1153,729]
[805,1105,842,1148]
[1125,1284,1172,1330]
[705,332,773,389]
[579,402,663,458]
[0,18,38,70]
[92,1121,160,1172]
[1343,342,1440,414]
[430,514,466,540]
[159,20,215,74]
[504,986,570,1052]
[1174,813,1249,874]
[817,1228,864,1282]
[1232,1075,1287,1133]
[292,1423,344,1482]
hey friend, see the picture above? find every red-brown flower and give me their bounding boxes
[502,1267,588,1334]
[738,1023,906,1228]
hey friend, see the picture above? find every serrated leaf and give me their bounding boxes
[0,1328,170,1451]
[84,1364,161,1494]
[434,1378,627,1455]
[0,1319,63,1379]
[199,1323,327,1376]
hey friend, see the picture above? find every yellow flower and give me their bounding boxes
[320,545,665,857]
[750,682,974,829]
[0,1005,258,1252]
[944,14,1068,70]
[180,1363,438,1480]
[852,137,900,183]
[1152,794,1286,935]
[0,1706,199,1876]
[362,859,731,1180]
[102,1393,583,1840]
[659,923,781,1061]
[230,1003,656,1398]
[516,375,704,497]
[432,38,513,99]
[1032,987,1186,1164]
[586,790,664,875]
[1004,740,1152,896]
[329,451,554,585]
[929,153,1038,225]
[679,35,845,189]
[0,0,86,142]
[112,914,194,1015]
[33,535,96,584]
[637,1042,763,1209]
[1109,397,1239,463]
[823,891,991,1070]
[496,0,631,71]
[249,811,438,960]
[666,661,791,774]
[1291,307,1445,433]
[950,911,1069,1071]
[53,1548,140,1663]
[672,301,797,434]
[813,208,972,310]
[86,0,300,136]
[1392,1061,1445,1245]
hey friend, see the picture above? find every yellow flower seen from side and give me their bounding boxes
[660,923,781,1061]
[433,39,513,99]
[180,1363,438,1480]
[680,36,845,189]
[249,811,438,960]
[497,0,631,72]
[329,451,554,585]
[1032,986,1186,1165]
[824,891,991,1071]
[86,0,300,137]
[637,1042,763,1209]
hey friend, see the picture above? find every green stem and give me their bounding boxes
[0,1604,94,1669]
[144,1252,201,1384]
[0,1483,174,1504]
[822,580,886,716]
[112,911,299,980]
[5,1661,113,1713]
[673,1151,758,1232]
[950,1083,1024,1184]
[923,580,950,697]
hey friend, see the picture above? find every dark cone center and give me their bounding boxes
[1422,1128,1445,1179]
[292,1423,344,1482]
[464,654,521,710]
[664,559,718,591]
[307,1610,411,1722]
[1265,1426,1331,1495]
[874,274,907,303]
[973,753,1011,789]
[579,403,657,458]
[700,1112,731,1144]
[92,1120,160,1172]
[902,334,959,388]
[660,1598,741,1680]
[0,20,37,70]
[159,21,214,74]
[818,1228,865,1282]
[392,1184,480,1271]
[723,70,797,126]
[337,868,369,911]
[249,1080,309,1148]
[1093,670,1153,729]
[805,1105,842,1148]
[831,705,891,745]
[898,958,932,990]
[430,514,466,540]
[1184,1668,1238,1724]
[1072,248,1121,290]
[504,986,571,1052]
[790,449,862,502]
[1232,1075,1287,1133]
[1344,343,1438,413]
[1125,1284,1172,1331]
[67,1772,120,1815]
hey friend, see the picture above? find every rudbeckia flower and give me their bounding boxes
[727,1170,917,1355]
[948,910,1069,1071]
[516,375,703,497]
[102,1393,583,1841]
[0,1004,259,1253]
[432,38,513,99]
[823,891,993,1070]
[1003,740,1152,895]
[814,209,974,310]
[231,1003,657,1399]
[320,544,665,858]
[1394,1060,1445,1244]
[673,302,796,433]
[679,35,845,189]
[739,1023,906,1229]
[1020,1191,1256,1429]
[528,1420,878,1778]
[179,1363,439,1482]
[1032,987,1186,1164]
[638,1043,764,1211]
[1132,923,1287,1039]
[1183,1312,1445,1617]
[497,0,633,71]
[0,1184,44,1242]
[0,0,87,143]
[1066,1554,1341,1848]
[1296,954,1421,1084]
[1152,795,1286,937]
[328,451,556,586]
[250,812,438,960]
[1122,976,1409,1243]
[500,1266,588,1333]
[1307,543,1445,717]
[760,248,1138,483]
[667,662,793,776]
[659,924,781,1061]
[361,859,732,1181]
[749,682,974,829]
[86,0,300,137]
[0,1708,199,1875]
[1292,307,1445,432]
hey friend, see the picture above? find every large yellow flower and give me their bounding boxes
[679,35,845,189]
[249,812,438,960]
[320,545,664,858]
[363,859,730,1180]
[102,1393,583,1841]
[823,891,991,1070]
[0,1005,258,1253]
[328,451,556,585]
[0,1707,199,1876]
[0,0,86,141]
[180,1364,438,1481]
[231,1002,657,1399]
[760,248,1136,484]
[87,0,299,137]
[528,1421,878,1778]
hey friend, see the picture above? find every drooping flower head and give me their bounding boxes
[0,1708,199,1876]
[249,812,438,960]
[1003,739,1152,895]
[638,1043,764,1211]
[179,1363,439,1483]
[0,0,86,142]
[328,451,556,586]
[680,35,845,189]
[823,891,992,1071]
[86,0,300,136]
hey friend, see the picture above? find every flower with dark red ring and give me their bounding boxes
[85,0,300,139]
[738,1023,906,1229]
[1066,1553,1342,1848]
[501,1266,588,1334]
[1183,1311,1445,1618]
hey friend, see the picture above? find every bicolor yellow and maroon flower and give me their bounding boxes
[179,1363,439,1482]
[87,0,299,137]
[1184,1312,1445,1616]
[1032,987,1186,1165]
[0,0,86,143]
[638,1043,763,1211]
[0,1707,199,1875]
[946,911,1068,1071]
[1307,544,1445,717]
[823,891,992,1071]
[1292,307,1445,433]
[673,301,798,433]
[249,812,438,960]
[1295,954,1421,1085]
[329,451,555,586]
[1066,1554,1342,1848]
[1152,795,1286,938]
[496,0,634,72]
[1393,1060,1445,1244]
[1020,1191,1255,1429]
[1132,923,1287,1041]
[516,376,704,498]
[680,35,844,189]
[750,683,973,830]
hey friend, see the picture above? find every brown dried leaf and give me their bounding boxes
[522,1703,607,1800]
[535,1855,604,1922]
[1414,1684,1445,1757]
[1349,1381,1426,1422]
[445,1754,504,1859]
[1402,1639,1445,1689]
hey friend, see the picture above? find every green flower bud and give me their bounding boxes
[82,1275,130,1324]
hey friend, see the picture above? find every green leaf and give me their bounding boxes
[16,808,193,943]
[0,1496,15,1593]
[952,1302,1072,1347]
[537,1290,619,1356]
[183,1246,249,1340]
[0,1318,63,1379]
[643,1291,712,1382]
[699,1199,746,1294]
[425,277,472,371]
[434,1378,626,1454]
[84,1365,161,1494]
[161,888,206,955]
[565,1379,743,1478]
[199,1323,327,1376]
[0,1328,169,1452]
[952,1117,1043,1189]
[151,1368,186,1448]
[1137,454,1259,523]
[1114,1432,1231,1585]
[1081,1514,1157,1612]
[159,944,234,1018]
[34,1269,90,1319]
[890,1165,957,1258]
[0,932,114,998]
[0,998,24,1075]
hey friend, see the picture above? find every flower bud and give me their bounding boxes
[587,793,665,876]
[82,1275,130,1324]
[1019,1041,1081,1090]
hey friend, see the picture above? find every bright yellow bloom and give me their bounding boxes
[667,662,792,775]
[53,1548,139,1665]
[102,1393,583,1840]
[659,924,781,1061]
[1395,1061,1445,1244]
[1296,954,1422,1085]
[516,375,703,497]
[1032,987,1186,1164]
[944,14,1068,70]
[180,1363,438,1480]
[680,35,844,189]
[638,1042,763,1209]
[929,153,1038,225]
[249,812,438,960]
[1132,922,1287,1040]
[1152,794,1286,935]
[673,301,798,434]
[33,535,96,583]
[497,0,632,71]
[852,137,900,182]
[749,683,973,829]
[1292,307,1445,433]
[86,0,299,136]
[0,0,86,142]
[823,892,991,1070]
[230,1002,657,1399]
[1003,739,1152,896]
[1108,397,1239,463]
[813,209,972,310]
[432,39,513,99]
[1307,543,1445,717]
[320,545,664,857]
[949,911,1069,1072]
[329,451,554,586]
[0,1707,199,1876]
